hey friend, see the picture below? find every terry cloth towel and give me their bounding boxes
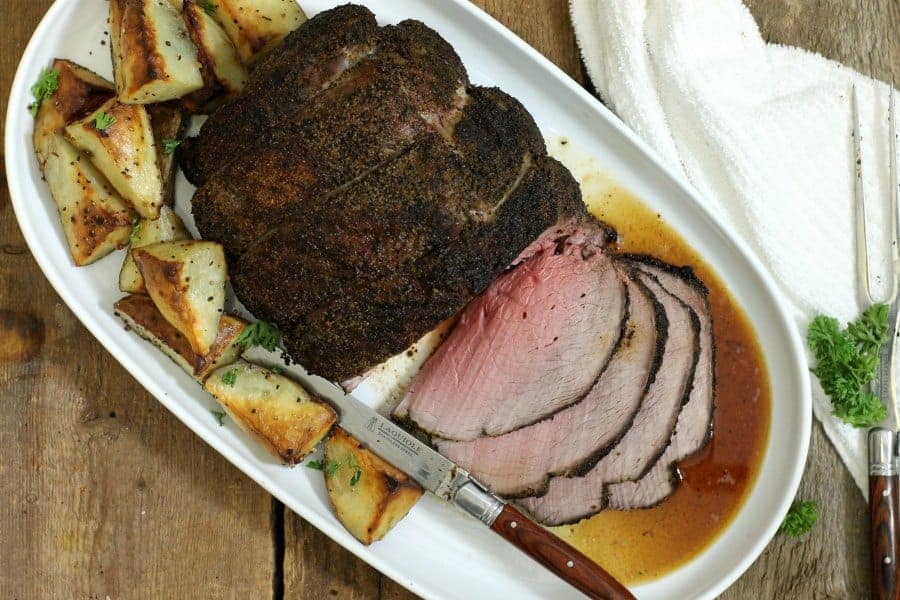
[570,0,897,496]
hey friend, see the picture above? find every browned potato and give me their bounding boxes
[32,60,133,266]
[324,428,423,545]
[146,103,188,205]
[206,0,306,64]
[109,0,204,103]
[132,240,226,355]
[114,294,246,380]
[182,0,247,112]
[204,362,337,463]
[119,205,191,294]
[65,97,164,218]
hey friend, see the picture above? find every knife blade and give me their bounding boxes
[244,347,633,599]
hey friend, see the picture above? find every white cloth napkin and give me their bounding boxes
[569,0,897,496]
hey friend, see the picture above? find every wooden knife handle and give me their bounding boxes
[871,474,900,600]
[490,504,634,600]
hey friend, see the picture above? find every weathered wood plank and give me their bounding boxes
[0,2,275,598]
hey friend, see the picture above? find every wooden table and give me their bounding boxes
[1,1,897,598]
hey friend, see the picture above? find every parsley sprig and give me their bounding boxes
[162,138,182,155]
[307,454,363,486]
[780,500,818,537]
[94,110,116,131]
[808,304,890,427]
[29,67,59,117]
[236,320,281,351]
[129,218,141,244]
[211,410,227,426]
[221,369,238,386]
[198,0,217,16]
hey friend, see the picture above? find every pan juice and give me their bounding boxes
[549,137,771,584]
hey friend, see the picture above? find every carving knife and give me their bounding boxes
[244,347,633,600]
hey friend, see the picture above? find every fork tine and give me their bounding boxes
[854,84,874,305]
[890,79,898,273]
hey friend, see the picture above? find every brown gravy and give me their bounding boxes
[550,158,771,584]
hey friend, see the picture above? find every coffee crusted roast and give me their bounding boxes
[182,5,587,381]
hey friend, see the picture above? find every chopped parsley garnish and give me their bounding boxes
[129,217,141,244]
[306,459,324,470]
[162,138,182,155]
[29,67,59,117]
[198,0,217,16]
[211,410,227,426]
[349,466,362,487]
[325,461,342,476]
[270,365,285,375]
[235,320,281,351]
[221,369,238,387]
[308,456,362,486]
[780,500,818,537]
[808,304,890,427]
[94,110,116,131]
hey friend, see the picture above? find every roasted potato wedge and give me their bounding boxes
[65,97,164,218]
[182,0,248,112]
[324,428,423,545]
[207,0,306,64]
[132,240,226,355]
[204,362,337,463]
[146,103,187,205]
[33,60,133,266]
[119,206,190,294]
[110,0,204,103]
[115,294,246,380]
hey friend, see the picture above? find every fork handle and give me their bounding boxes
[870,429,900,600]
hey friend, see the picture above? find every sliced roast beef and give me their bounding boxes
[178,4,382,184]
[606,258,715,510]
[519,271,700,526]
[231,88,584,381]
[435,273,665,496]
[393,220,626,441]
[191,20,469,253]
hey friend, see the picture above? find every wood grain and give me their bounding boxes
[0,3,275,599]
[1,1,896,599]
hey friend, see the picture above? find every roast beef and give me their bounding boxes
[519,271,700,526]
[191,20,469,253]
[178,4,382,185]
[184,7,588,381]
[434,272,665,495]
[393,220,627,441]
[606,258,715,510]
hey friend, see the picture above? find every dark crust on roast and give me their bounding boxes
[177,4,381,185]
[189,17,471,253]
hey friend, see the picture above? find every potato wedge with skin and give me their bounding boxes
[115,294,246,380]
[182,0,247,113]
[110,0,204,104]
[65,97,164,218]
[207,0,306,64]
[32,61,132,266]
[324,428,423,545]
[204,362,337,463]
[147,103,187,205]
[119,205,190,294]
[132,240,226,355]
